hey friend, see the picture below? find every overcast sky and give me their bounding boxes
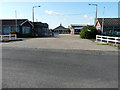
[0,2,118,29]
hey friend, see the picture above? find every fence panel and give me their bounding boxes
[0,34,17,41]
[96,35,120,45]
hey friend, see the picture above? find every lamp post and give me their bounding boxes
[15,10,17,33]
[32,6,40,23]
[32,6,40,35]
[89,4,98,26]
[102,7,105,35]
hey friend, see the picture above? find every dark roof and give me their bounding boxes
[96,18,120,27]
[0,19,28,26]
[34,22,48,28]
[53,24,68,30]
[70,24,87,27]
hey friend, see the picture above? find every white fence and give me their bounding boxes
[96,35,120,45]
[0,34,17,41]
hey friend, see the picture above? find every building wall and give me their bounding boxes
[96,22,102,34]
[34,22,49,36]
[103,26,120,36]
[2,25,19,35]
[54,29,70,34]
[19,21,32,37]
[70,29,74,35]
[2,21,33,37]
[96,21,120,36]
[70,26,85,35]
[0,21,2,35]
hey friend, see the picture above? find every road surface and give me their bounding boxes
[2,47,118,88]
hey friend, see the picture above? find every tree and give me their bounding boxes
[80,25,98,39]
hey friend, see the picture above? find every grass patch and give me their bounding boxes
[97,43,109,45]
[1,39,23,43]
[97,42,120,49]
[118,45,120,49]
[2,40,10,42]
[90,39,96,42]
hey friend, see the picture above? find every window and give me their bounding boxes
[3,26,11,34]
[0,26,2,34]
[11,26,19,32]
[22,26,31,34]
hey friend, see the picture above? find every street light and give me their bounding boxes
[102,7,105,35]
[15,10,17,33]
[32,6,40,35]
[32,6,40,23]
[89,4,98,26]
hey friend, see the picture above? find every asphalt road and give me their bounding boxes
[2,47,118,88]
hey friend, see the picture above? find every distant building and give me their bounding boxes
[70,24,87,35]
[95,18,120,36]
[0,19,50,37]
[33,22,50,36]
[53,24,70,34]
[0,19,33,37]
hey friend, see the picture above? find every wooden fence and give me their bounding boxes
[96,35,120,45]
[0,34,17,41]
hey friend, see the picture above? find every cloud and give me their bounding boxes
[89,16,93,20]
[45,10,62,16]
[18,13,23,19]
[84,15,88,18]
[84,15,93,25]
[84,15,94,21]
[64,18,67,21]
[0,14,2,19]
[87,22,91,25]
[19,14,23,17]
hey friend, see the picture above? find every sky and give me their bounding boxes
[0,1,119,29]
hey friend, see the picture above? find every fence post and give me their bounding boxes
[101,36,102,42]
[96,35,98,42]
[9,35,11,40]
[115,38,117,45]
[15,34,17,39]
[107,37,108,43]
[96,35,120,45]
[1,36,2,41]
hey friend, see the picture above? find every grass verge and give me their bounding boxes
[97,42,119,49]
[1,39,23,43]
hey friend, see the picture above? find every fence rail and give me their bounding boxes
[0,34,17,41]
[96,35,120,45]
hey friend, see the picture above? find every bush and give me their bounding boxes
[80,29,91,39]
[80,25,98,39]
[118,45,120,49]
[9,31,19,37]
[9,31,18,34]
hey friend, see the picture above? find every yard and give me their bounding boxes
[2,34,118,51]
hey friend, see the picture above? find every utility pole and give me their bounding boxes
[95,4,98,26]
[32,6,40,23]
[32,6,40,35]
[15,10,17,32]
[32,7,34,23]
[102,7,105,35]
[89,4,98,26]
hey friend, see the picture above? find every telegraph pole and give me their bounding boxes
[32,6,40,23]
[102,7,105,35]
[89,4,98,26]
[15,10,17,32]
[32,6,40,35]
